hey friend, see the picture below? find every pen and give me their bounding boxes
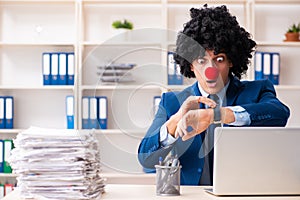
[159,156,163,165]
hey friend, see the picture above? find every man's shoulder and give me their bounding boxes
[161,83,197,107]
[238,78,274,89]
[163,84,196,99]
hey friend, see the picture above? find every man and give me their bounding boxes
[138,5,290,185]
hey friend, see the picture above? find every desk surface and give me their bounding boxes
[3,184,300,200]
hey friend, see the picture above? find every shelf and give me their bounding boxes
[82,41,163,46]
[255,0,300,4]
[80,85,195,92]
[81,85,162,90]
[167,0,247,4]
[0,129,22,134]
[0,173,17,178]
[0,0,75,4]
[82,0,161,4]
[256,41,300,47]
[0,42,75,46]
[0,86,74,90]
[92,129,146,134]
[275,85,300,90]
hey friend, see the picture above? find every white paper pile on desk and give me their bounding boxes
[8,127,105,200]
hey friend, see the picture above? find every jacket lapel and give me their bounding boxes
[191,82,206,109]
[192,82,201,96]
[226,76,243,106]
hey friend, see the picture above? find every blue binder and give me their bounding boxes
[254,51,263,80]
[263,53,271,81]
[58,53,67,85]
[67,53,75,85]
[167,52,183,85]
[89,97,99,129]
[66,95,74,129]
[4,96,13,129]
[0,97,5,129]
[42,53,51,85]
[97,96,107,129]
[0,140,4,172]
[271,52,280,85]
[153,96,161,116]
[51,53,59,85]
[82,96,89,129]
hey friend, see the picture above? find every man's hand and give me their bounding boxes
[166,96,216,136]
[175,107,235,141]
[176,96,216,119]
[175,109,213,141]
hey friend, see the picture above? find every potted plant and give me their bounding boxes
[284,23,300,42]
[111,19,134,41]
[112,19,134,30]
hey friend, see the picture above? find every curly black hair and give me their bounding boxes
[174,4,256,79]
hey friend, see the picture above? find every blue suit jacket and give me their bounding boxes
[138,76,290,185]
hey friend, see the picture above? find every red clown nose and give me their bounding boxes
[205,67,219,80]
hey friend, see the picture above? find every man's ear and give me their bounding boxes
[190,64,194,71]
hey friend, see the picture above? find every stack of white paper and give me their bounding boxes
[9,127,105,200]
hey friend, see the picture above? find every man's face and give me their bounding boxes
[191,50,232,94]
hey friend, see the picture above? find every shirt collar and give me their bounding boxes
[197,79,230,101]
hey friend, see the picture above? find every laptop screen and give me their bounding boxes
[211,127,300,196]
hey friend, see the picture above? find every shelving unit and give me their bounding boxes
[0,0,299,187]
[0,1,78,191]
[251,0,300,127]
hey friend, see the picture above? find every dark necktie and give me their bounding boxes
[199,94,221,185]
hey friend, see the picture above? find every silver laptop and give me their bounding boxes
[206,127,300,196]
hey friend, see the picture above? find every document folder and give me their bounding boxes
[5,96,13,129]
[67,53,75,85]
[66,95,74,129]
[98,96,107,129]
[263,53,271,81]
[4,183,13,196]
[0,184,4,198]
[89,97,99,129]
[3,139,13,173]
[58,53,67,85]
[167,52,183,85]
[153,96,161,116]
[0,97,5,129]
[0,140,4,172]
[51,53,59,85]
[271,53,280,85]
[42,53,51,85]
[254,51,263,80]
[82,96,89,129]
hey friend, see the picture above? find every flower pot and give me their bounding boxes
[112,28,131,42]
[284,32,300,42]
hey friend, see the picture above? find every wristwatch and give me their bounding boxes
[213,106,222,124]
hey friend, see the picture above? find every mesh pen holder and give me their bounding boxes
[155,163,181,196]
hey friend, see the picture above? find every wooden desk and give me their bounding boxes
[3,184,300,200]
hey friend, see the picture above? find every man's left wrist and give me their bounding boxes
[213,106,222,124]
[221,107,235,124]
